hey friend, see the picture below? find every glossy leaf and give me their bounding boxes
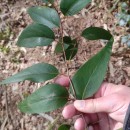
[18,84,69,113]
[60,0,91,16]
[28,6,60,28]
[42,0,54,3]
[71,27,114,99]
[65,39,78,60]
[58,124,71,130]
[0,63,59,85]
[17,23,55,48]
[82,27,112,40]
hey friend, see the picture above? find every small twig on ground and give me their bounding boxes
[39,113,54,123]
[0,116,8,130]
[4,86,16,129]
[35,0,39,5]
[4,86,9,120]
[46,115,60,130]
[102,0,109,12]
[109,0,120,13]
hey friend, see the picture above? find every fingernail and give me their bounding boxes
[88,126,93,130]
[74,100,85,109]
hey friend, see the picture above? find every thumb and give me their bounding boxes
[74,96,115,113]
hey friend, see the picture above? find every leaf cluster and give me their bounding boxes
[0,0,114,129]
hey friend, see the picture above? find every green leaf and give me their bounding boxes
[0,63,59,85]
[17,23,55,48]
[65,39,78,60]
[55,37,78,60]
[42,0,54,3]
[58,124,71,130]
[82,27,112,40]
[55,43,69,53]
[28,6,60,28]
[55,36,73,53]
[63,36,72,45]
[71,27,114,99]
[60,0,91,16]
[18,84,69,113]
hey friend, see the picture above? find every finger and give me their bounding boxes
[54,75,70,87]
[85,114,99,130]
[97,113,111,130]
[74,115,99,130]
[62,104,79,119]
[85,113,98,124]
[74,118,86,130]
[88,126,94,130]
[74,95,116,113]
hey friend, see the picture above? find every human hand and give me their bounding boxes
[55,75,130,130]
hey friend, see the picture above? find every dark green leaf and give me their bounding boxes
[18,84,69,113]
[60,0,91,16]
[65,39,78,60]
[63,36,72,45]
[55,37,78,60]
[55,36,72,53]
[71,27,114,99]
[58,124,71,130]
[17,23,55,48]
[55,43,69,53]
[82,27,112,40]
[42,0,54,3]
[0,63,59,85]
[28,6,60,28]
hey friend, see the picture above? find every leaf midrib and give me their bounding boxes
[1,72,58,84]
[28,96,68,106]
[82,48,108,99]
[66,1,79,14]
[12,71,58,77]
[20,36,54,40]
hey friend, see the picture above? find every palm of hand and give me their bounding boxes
[88,112,122,130]
[87,83,128,130]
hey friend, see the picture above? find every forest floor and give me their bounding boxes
[0,0,130,130]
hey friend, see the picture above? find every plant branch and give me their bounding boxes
[68,76,76,98]
[60,17,77,99]
[52,2,77,99]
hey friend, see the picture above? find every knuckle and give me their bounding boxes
[90,99,98,113]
